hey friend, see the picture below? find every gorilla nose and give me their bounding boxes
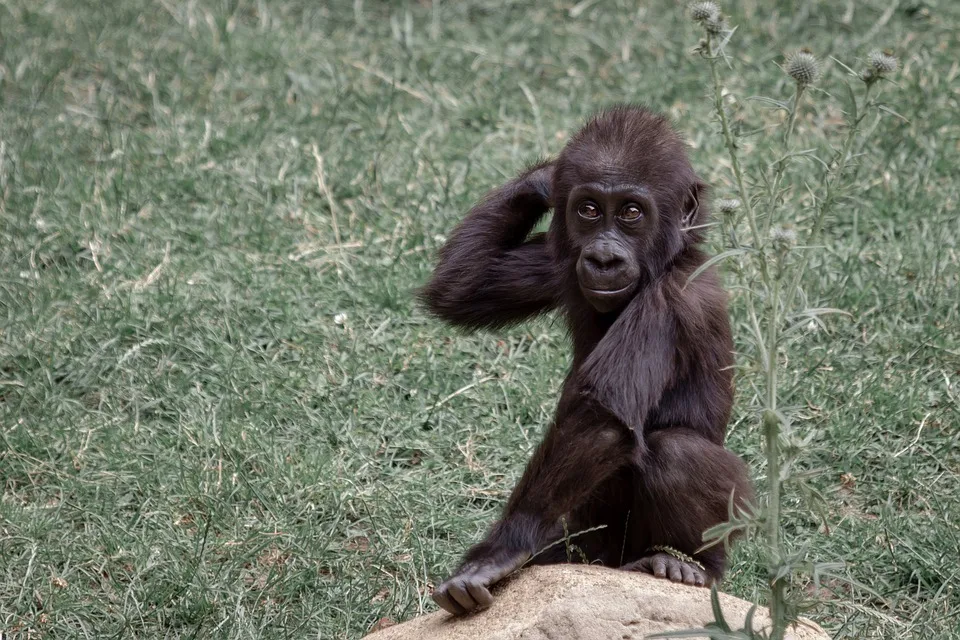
[584,246,625,273]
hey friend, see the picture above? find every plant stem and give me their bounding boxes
[763,84,805,237]
[704,32,792,639]
[782,83,874,315]
[768,81,875,640]
[701,21,886,640]
[764,272,786,639]
[760,85,807,640]
[705,34,765,264]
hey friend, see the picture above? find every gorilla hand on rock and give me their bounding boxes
[432,550,529,615]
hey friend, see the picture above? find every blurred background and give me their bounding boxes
[1,1,958,638]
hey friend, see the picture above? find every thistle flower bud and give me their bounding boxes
[785,50,821,86]
[868,49,898,74]
[689,2,721,24]
[861,49,898,84]
[716,198,741,215]
[770,225,797,255]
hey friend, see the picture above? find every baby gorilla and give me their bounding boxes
[421,106,753,615]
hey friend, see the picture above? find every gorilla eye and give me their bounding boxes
[619,204,643,221]
[577,202,600,220]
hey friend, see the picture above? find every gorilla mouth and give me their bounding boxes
[581,283,638,312]
[583,284,635,297]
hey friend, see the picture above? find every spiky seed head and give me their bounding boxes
[868,49,898,74]
[689,2,721,23]
[770,225,797,254]
[785,50,821,86]
[861,49,898,84]
[717,198,741,214]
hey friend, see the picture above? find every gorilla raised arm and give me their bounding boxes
[422,106,753,616]
[420,162,559,329]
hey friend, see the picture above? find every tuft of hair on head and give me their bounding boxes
[557,105,699,204]
[573,105,680,150]
[559,105,690,176]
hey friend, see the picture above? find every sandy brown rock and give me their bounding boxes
[366,565,827,640]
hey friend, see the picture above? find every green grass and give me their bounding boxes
[1,0,958,637]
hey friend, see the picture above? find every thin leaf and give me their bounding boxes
[743,604,758,636]
[684,248,752,290]
[775,148,830,172]
[646,630,718,639]
[788,307,852,320]
[843,79,859,122]
[781,316,819,339]
[699,521,744,553]
[817,568,888,605]
[647,629,747,639]
[698,490,759,553]
[718,25,738,50]
[830,56,859,77]
[710,586,732,632]
[877,104,909,123]
[774,562,793,582]
[745,95,790,111]
[738,125,779,139]
[771,408,792,431]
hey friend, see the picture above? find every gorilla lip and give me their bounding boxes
[583,284,635,297]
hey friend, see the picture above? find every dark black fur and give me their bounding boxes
[421,106,753,615]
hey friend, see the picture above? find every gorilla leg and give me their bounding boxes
[523,467,635,567]
[431,406,636,615]
[621,428,753,585]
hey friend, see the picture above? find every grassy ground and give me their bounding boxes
[1,0,958,638]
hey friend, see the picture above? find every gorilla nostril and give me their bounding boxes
[587,254,624,272]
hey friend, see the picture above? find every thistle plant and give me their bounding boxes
[672,3,900,639]
[689,1,720,24]
[784,50,821,87]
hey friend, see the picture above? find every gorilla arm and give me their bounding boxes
[420,162,559,330]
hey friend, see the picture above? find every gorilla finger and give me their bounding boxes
[680,563,696,586]
[621,559,643,573]
[652,556,667,578]
[466,582,494,609]
[667,560,683,583]
[694,570,706,587]
[432,588,465,616]
[447,581,477,613]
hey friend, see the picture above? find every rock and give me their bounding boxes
[366,565,828,640]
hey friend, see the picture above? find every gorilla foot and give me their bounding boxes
[622,551,711,587]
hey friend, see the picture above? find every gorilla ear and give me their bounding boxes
[680,183,702,230]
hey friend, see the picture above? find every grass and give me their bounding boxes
[0,0,958,638]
